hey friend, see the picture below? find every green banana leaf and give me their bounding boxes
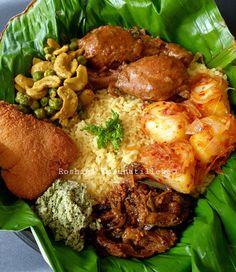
[0,0,236,271]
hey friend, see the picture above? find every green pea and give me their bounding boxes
[77,55,87,65]
[15,92,24,103]
[44,46,54,55]
[48,88,57,98]
[69,40,78,51]
[17,104,30,114]
[34,108,46,119]
[44,69,56,77]
[15,92,30,106]
[45,106,56,116]
[32,71,44,82]
[49,98,63,110]
[40,97,49,107]
[30,100,40,110]
[51,56,56,63]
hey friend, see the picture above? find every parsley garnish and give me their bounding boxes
[83,110,124,151]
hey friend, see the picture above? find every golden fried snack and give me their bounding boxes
[0,101,78,199]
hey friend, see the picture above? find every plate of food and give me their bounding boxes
[0,0,236,271]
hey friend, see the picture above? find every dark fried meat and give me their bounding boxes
[145,191,192,227]
[125,188,192,228]
[79,25,143,70]
[0,101,78,199]
[97,227,177,258]
[94,173,193,258]
[109,55,190,101]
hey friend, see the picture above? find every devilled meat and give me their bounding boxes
[96,227,177,258]
[94,170,193,258]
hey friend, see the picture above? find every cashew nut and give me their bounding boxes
[64,65,88,91]
[53,45,69,56]
[15,84,25,93]
[26,75,61,100]
[47,38,60,50]
[32,57,43,65]
[15,74,34,90]
[31,61,53,75]
[51,86,78,121]
[69,48,84,59]
[26,88,48,100]
[54,53,78,79]
[70,59,78,75]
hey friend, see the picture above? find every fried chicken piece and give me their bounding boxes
[82,26,193,91]
[140,35,164,57]
[87,69,117,90]
[161,43,193,67]
[80,26,193,72]
[0,101,78,199]
[141,34,193,66]
[109,55,190,101]
[79,25,143,70]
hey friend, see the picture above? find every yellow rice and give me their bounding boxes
[65,90,152,200]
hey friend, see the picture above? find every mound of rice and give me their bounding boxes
[65,90,152,200]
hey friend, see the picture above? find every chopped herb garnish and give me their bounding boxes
[83,110,124,151]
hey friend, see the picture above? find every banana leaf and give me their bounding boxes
[0,0,236,271]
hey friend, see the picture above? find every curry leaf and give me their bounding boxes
[83,110,124,151]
